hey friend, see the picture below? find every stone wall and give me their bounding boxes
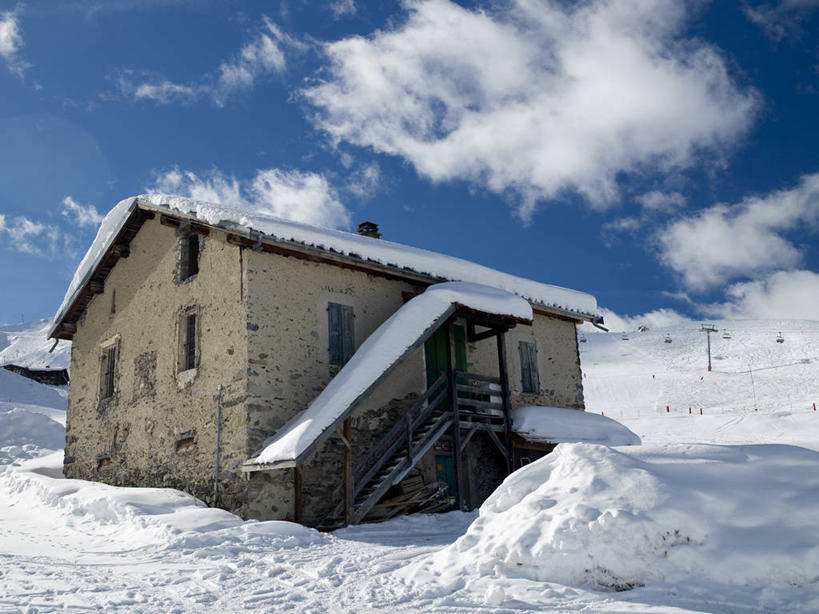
[64,217,250,512]
[64,216,586,524]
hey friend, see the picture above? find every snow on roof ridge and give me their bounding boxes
[50,194,599,337]
[139,194,598,318]
[247,282,533,468]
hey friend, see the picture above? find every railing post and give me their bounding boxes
[496,330,514,475]
[447,321,465,511]
[343,417,352,526]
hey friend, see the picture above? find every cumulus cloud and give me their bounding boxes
[658,172,819,292]
[702,269,819,320]
[0,8,30,76]
[304,0,757,220]
[61,196,104,229]
[743,0,819,40]
[118,17,298,106]
[150,167,350,228]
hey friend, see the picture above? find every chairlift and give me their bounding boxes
[621,333,629,341]
[722,329,732,340]
[776,332,785,344]
[664,334,672,344]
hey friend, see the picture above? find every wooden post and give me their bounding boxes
[294,466,303,524]
[343,417,353,526]
[496,330,514,475]
[447,321,465,511]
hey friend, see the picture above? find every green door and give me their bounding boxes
[435,455,456,496]
[424,325,467,388]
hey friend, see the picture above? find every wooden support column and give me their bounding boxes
[294,466,303,524]
[446,321,465,511]
[496,330,514,475]
[343,417,353,526]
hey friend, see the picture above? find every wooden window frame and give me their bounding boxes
[177,307,200,374]
[178,233,201,282]
[328,302,355,366]
[98,337,120,405]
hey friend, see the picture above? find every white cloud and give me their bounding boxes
[658,172,819,292]
[0,215,64,256]
[119,17,297,107]
[345,162,381,200]
[150,167,350,229]
[61,196,104,228]
[702,270,819,320]
[583,306,694,333]
[329,0,357,18]
[0,8,30,76]
[304,0,757,220]
[637,191,686,213]
[743,0,819,40]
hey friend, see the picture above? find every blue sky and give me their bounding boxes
[1,0,818,328]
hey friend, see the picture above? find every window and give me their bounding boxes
[328,302,354,366]
[100,343,117,400]
[180,234,200,281]
[519,341,540,394]
[178,309,198,373]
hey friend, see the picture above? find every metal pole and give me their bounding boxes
[700,325,717,372]
[214,384,223,505]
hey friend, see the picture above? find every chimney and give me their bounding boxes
[357,221,382,239]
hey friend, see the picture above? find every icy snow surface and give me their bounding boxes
[50,194,597,337]
[3,316,819,612]
[0,319,70,370]
[512,405,640,446]
[250,282,531,466]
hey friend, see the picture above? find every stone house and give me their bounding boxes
[50,194,601,527]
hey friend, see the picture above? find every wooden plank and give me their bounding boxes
[454,371,501,384]
[89,280,104,294]
[294,466,303,524]
[111,244,130,258]
[496,331,514,475]
[447,321,465,511]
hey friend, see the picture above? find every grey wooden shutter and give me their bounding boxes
[328,303,342,365]
[519,341,539,393]
[341,305,355,364]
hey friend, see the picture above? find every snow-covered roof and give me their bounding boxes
[512,406,640,446]
[50,194,599,337]
[246,282,533,469]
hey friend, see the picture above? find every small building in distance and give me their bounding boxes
[49,194,601,528]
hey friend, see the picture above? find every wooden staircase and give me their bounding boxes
[319,369,511,529]
[321,373,453,527]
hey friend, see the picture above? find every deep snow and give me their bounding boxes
[2,317,819,612]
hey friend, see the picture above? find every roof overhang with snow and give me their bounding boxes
[49,194,602,339]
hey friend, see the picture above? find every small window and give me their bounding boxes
[100,344,117,400]
[178,309,198,373]
[175,432,196,453]
[180,234,200,280]
[519,341,540,394]
[328,302,354,366]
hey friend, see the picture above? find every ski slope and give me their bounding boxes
[0,319,70,371]
[581,319,819,450]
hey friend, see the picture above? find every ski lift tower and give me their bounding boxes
[701,324,718,372]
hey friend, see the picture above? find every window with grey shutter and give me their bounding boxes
[328,302,354,365]
[100,344,117,400]
[519,341,540,394]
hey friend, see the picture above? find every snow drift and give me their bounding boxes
[513,406,640,446]
[409,442,819,593]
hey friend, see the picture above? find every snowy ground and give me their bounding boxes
[2,318,819,612]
